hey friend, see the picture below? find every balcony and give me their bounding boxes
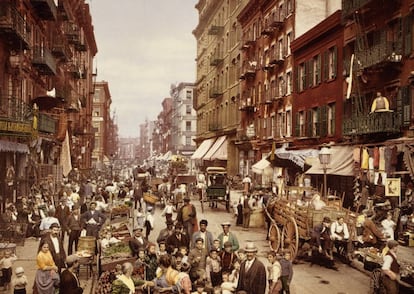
[0,96,32,136]
[30,0,57,21]
[239,97,255,112]
[51,35,72,61]
[57,0,69,21]
[241,33,256,49]
[239,60,257,80]
[209,86,223,98]
[0,4,30,50]
[38,113,56,134]
[69,63,86,79]
[269,50,284,66]
[342,0,372,19]
[269,14,284,29]
[210,51,223,66]
[32,46,56,75]
[342,111,402,136]
[208,25,224,35]
[64,22,80,45]
[356,40,402,70]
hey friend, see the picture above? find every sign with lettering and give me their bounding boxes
[0,120,32,135]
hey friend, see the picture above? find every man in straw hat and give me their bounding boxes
[217,221,239,251]
[236,241,266,294]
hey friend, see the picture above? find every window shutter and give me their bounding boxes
[323,51,328,81]
[307,60,313,88]
[401,86,411,127]
[294,65,299,93]
[316,54,321,84]
[333,46,338,78]
[303,62,308,89]
[295,112,300,136]
[320,105,327,137]
[306,109,312,137]
[404,15,413,56]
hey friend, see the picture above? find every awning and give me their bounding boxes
[162,150,172,161]
[252,157,271,174]
[0,140,29,154]
[191,138,215,160]
[274,146,319,169]
[203,136,227,161]
[305,146,354,176]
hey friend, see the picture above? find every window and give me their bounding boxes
[287,0,293,15]
[286,71,292,95]
[186,105,192,114]
[298,111,305,136]
[307,59,314,88]
[278,75,285,97]
[186,121,191,131]
[278,38,284,59]
[271,115,276,137]
[286,110,292,137]
[312,108,319,137]
[324,46,337,80]
[298,63,305,92]
[286,32,292,56]
[327,103,336,135]
[277,112,285,137]
[185,136,191,146]
[186,90,192,99]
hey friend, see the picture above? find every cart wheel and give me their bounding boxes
[282,216,299,259]
[268,223,281,252]
[369,268,384,294]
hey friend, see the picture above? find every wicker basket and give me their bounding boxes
[143,192,159,204]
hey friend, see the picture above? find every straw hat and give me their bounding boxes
[244,241,258,253]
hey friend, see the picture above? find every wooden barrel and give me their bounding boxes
[78,236,96,254]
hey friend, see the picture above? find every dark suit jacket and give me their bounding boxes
[59,269,83,294]
[166,233,189,254]
[129,236,148,256]
[55,205,71,230]
[236,258,267,294]
[39,234,66,270]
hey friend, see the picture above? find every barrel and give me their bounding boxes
[78,236,96,254]
[250,208,265,228]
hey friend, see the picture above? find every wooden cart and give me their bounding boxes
[265,194,357,260]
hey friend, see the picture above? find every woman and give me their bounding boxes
[111,262,153,294]
[154,255,191,294]
[33,241,60,294]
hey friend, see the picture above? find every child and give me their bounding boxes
[191,280,208,294]
[229,260,240,284]
[135,248,148,280]
[11,266,27,294]
[206,248,222,288]
[157,241,168,258]
[279,250,293,294]
[161,199,176,223]
[267,251,282,294]
[236,249,246,263]
[179,246,189,264]
[144,207,155,239]
[0,249,17,291]
[220,271,236,294]
[146,243,158,281]
[136,207,145,228]
[213,239,221,253]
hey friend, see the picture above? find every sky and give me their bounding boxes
[88,0,199,138]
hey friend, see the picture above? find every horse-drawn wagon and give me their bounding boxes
[265,191,357,260]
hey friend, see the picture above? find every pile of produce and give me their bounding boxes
[101,242,132,263]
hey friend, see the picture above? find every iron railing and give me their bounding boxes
[342,111,402,135]
[0,3,30,50]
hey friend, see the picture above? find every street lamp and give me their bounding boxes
[319,146,332,198]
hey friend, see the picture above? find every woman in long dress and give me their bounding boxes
[33,240,60,294]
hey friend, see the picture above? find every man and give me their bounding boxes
[55,197,71,242]
[242,194,253,229]
[67,206,82,255]
[236,242,266,294]
[382,240,400,294]
[81,201,106,238]
[217,221,239,252]
[129,227,148,257]
[188,237,208,282]
[166,222,189,254]
[59,255,83,294]
[330,216,350,257]
[176,196,197,238]
[80,196,91,215]
[39,209,60,235]
[39,222,66,272]
[311,216,333,259]
[157,219,175,244]
[191,219,214,252]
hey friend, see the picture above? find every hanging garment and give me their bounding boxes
[361,148,369,170]
[379,147,385,172]
[373,147,379,168]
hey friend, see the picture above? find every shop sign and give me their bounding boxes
[0,120,32,135]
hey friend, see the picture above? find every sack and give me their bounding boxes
[80,229,87,237]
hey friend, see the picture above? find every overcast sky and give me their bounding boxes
[89,0,198,138]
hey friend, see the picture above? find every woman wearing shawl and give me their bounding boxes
[154,254,192,294]
[111,262,153,294]
[33,240,60,294]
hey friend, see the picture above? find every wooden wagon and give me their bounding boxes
[265,194,357,260]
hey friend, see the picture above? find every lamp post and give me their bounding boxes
[319,146,332,198]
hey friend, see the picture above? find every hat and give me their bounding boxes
[221,221,231,227]
[199,219,208,226]
[387,240,399,249]
[184,196,190,202]
[135,226,143,231]
[15,267,24,275]
[244,241,258,253]
[147,206,153,211]
[66,254,79,264]
[50,223,60,229]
